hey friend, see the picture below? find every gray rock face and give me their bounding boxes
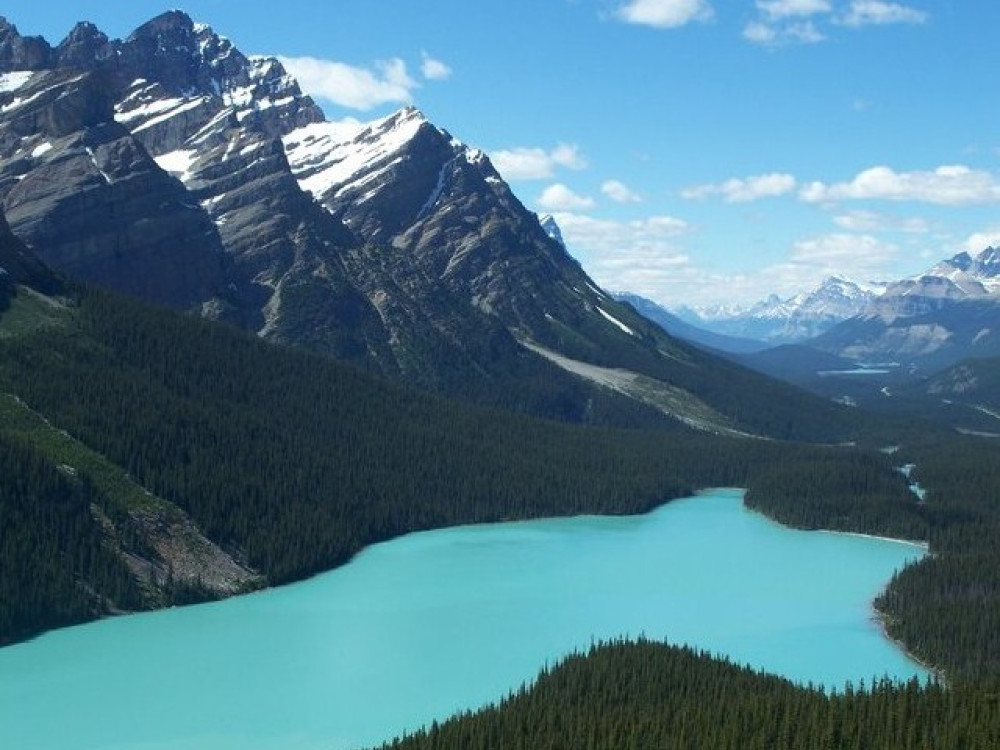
[0,206,59,294]
[282,108,644,366]
[4,11,804,432]
[0,18,51,70]
[0,67,227,309]
[811,250,1000,371]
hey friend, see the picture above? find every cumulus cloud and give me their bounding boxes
[552,212,691,253]
[838,1,928,27]
[743,0,924,44]
[278,55,417,110]
[549,211,696,299]
[833,210,930,233]
[490,144,587,181]
[744,0,829,44]
[790,232,898,268]
[550,218,901,307]
[720,233,902,297]
[682,173,797,202]
[964,229,1000,254]
[800,165,1000,205]
[743,19,824,44]
[601,180,643,203]
[614,0,713,28]
[420,52,452,81]
[538,184,596,211]
[756,0,831,19]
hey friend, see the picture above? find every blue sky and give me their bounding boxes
[9,1,1000,306]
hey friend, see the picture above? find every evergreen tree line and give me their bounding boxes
[875,436,1000,684]
[744,429,1000,684]
[0,285,914,646]
[3,283,1000,687]
[380,638,1000,750]
[0,434,141,644]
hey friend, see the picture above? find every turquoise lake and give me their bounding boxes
[0,488,928,750]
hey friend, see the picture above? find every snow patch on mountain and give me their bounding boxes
[153,149,198,180]
[597,306,634,336]
[282,107,428,201]
[0,70,34,93]
[683,276,877,344]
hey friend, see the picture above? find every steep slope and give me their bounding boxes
[0,205,59,301]
[0,243,813,644]
[0,11,865,440]
[0,64,228,308]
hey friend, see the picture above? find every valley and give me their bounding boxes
[0,7,998,750]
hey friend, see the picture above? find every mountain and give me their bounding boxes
[538,213,566,247]
[811,248,1000,372]
[0,205,60,301]
[0,11,862,441]
[679,276,878,344]
[614,292,770,354]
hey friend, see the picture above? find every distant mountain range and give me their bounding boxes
[613,293,770,355]
[671,276,882,345]
[811,247,1000,371]
[621,247,999,376]
[0,11,857,442]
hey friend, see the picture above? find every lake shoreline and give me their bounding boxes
[0,487,931,750]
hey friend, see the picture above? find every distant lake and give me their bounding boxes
[0,488,927,750]
[818,368,892,376]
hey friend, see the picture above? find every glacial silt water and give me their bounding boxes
[0,488,927,750]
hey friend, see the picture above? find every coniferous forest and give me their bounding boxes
[1,281,1000,747]
[380,639,1000,750]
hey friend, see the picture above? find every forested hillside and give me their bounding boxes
[380,639,1000,750]
[747,432,1000,684]
[0,280,929,648]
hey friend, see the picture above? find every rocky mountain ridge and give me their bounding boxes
[0,10,859,439]
[811,247,1000,370]
[674,276,879,345]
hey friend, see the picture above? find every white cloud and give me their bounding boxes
[744,0,829,44]
[490,144,587,181]
[682,173,797,202]
[615,0,713,28]
[744,0,924,44]
[838,1,928,27]
[800,165,1000,205]
[742,22,778,44]
[552,212,691,253]
[790,232,898,268]
[964,229,1000,254]
[552,219,900,307]
[601,179,643,203]
[549,211,696,300]
[278,55,417,110]
[420,52,452,81]
[538,184,596,211]
[743,20,824,44]
[756,0,831,19]
[719,233,901,299]
[833,210,930,233]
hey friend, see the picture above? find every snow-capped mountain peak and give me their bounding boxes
[683,276,877,344]
[282,106,434,208]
